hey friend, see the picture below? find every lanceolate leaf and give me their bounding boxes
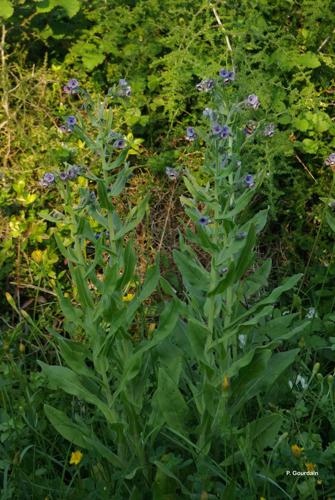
[44,405,123,467]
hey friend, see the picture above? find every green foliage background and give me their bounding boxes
[0,0,335,498]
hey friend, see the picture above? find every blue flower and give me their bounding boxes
[66,116,77,127]
[325,153,335,166]
[59,171,69,182]
[198,215,209,226]
[118,79,131,97]
[236,231,247,240]
[219,68,235,83]
[264,123,275,137]
[212,123,223,135]
[246,94,260,109]
[196,79,214,92]
[165,167,179,180]
[63,79,79,95]
[58,124,69,133]
[67,165,81,180]
[220,125,230,138]
[203,107,214,119]
[113,138,126,149]
[68,78,79,89]
[186,127,197,141]
[40,172,55,187]
[244,174,254,188]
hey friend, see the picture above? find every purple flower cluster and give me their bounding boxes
[246,94,260,110]
[186,127,197,141]
[219,68,235,84]
[212,123,230,138]
[40,165,81,188]
[63,78,79,94]
[325,153,335,166]
[118,79,131,97]
[196,79,215,92]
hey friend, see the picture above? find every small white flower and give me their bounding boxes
[238,334,246,347]
[296,374,308,390]
[306,307,317,319]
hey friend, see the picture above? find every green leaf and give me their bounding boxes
[108,166,131,196]
[246,414,283,453]
[44,404,89,448]
[173,250,209,289]
[114,197,148,240]
[297,52,320,69]
[234,224,256,281]
[258,274,302,307]
[44,405,123,467]
[263,349,300,387]
[186,318,212,367]
[38,363,119,424]
[207,263,235,296]
[230,349,272,414]
[57,337,95,379]
[104,149,128,171]
[156,367,189,433]
[244,259,272,298]
[326,211,335,233]
[72,266,94,309]
[56,288,83,326]
[0,0,13,19]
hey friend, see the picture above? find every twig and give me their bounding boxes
[157,182,177,252]
[10,281,57,297]
[318,27,335,52]
[295,154,317,182]
[1,24,11,168]
[209,1,233,54]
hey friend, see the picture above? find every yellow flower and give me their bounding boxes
[291,444,304,457]
[305,462,316,472]
[260,497,266,500]
[122,293,134,302]
[31,249,44,264]
[222,375,230,391]
[69,450,83,465]
[19,342,26,354]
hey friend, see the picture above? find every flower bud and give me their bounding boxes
[222,375,230,391]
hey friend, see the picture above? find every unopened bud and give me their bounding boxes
[312,362,320,376]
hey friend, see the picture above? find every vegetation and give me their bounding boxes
[1,0,335,498]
